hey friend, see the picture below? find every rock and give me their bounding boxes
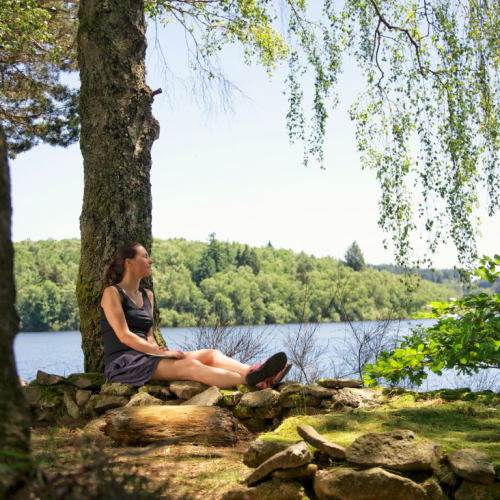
[100,382,137,397]
[345,429,441,472]
[126,393,166,407]
[239,418,273,432]
[66,373,107,391]
[303,385,335,398]
[93,395,128,412]
[455,480,500,500]
[436,464,460,487]
[219,389,243,406]
[76,389,92,408]
[314,467,433,500]
[83,417,107,434]
[241,388,280,408]
[297,424,346,459]
[138,385,173,400]
[222,478,307,500]
[63,392,80,419]
[36,370,67,386]
[277,381,301,391]
[19,376,27,387]
[271,463,318,480]
[279,384,303,395]
[169,380,209,399]
[244,441,312,486]
[236,384,259,394]
[23,386,43,408]
[280,393,323,408]
[233,405,276,419]
[243,440,291,468]
[330,387,370,409]
[421,480,449,500]
[316,378,363,388]
[181,386,223,406]
[445,449,495,486]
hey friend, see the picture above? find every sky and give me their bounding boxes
[8,15,500,269]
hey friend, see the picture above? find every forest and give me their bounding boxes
[13,236,463,332]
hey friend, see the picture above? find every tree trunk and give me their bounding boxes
[0,124,32,496]
[104,406,238,446]
[77,0,164,372]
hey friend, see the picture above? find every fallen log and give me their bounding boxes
[103,405,238,446]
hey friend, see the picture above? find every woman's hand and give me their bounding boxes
[157,345,186,359]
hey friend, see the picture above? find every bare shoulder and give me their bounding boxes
[101,285,121,306]
[144,288,154,303]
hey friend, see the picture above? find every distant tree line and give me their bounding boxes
[13,237,462,332]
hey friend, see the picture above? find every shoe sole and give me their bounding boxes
[271,363,292,390]
[246,352,287,386]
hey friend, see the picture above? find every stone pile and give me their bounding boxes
[223,427,500,500]
[22,371,380,431]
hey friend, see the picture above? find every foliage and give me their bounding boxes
[364,255,500,387]
[0,1,79,157]
[13,236,460,332]
[344,241,366,272]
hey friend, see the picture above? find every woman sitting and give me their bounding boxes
[100,242,291,389]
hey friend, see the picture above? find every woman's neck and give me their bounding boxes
[117,276,141,295]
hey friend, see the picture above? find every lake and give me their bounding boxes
[13,319,500,391]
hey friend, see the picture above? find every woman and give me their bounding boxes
[100,242,291,389]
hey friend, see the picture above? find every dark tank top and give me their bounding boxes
[100,284,154,366]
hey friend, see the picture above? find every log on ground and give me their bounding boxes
[103,405,238,446]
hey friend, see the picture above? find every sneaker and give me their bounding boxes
[245,352,287,386]
[255,363,292,390]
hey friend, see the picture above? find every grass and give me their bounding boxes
[259,392,500,467]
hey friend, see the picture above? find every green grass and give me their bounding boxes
[260,395,500,467]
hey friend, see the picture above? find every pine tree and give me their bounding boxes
[344,241,366,272]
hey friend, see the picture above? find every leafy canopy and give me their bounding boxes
[4,1,500,268]
[364,254,500,387]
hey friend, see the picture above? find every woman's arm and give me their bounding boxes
[145,290,160,347]
[101,286,164,355]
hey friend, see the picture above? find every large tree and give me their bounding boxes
[0,123,31,497]
[6,0,500,369]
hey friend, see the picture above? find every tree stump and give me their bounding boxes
[103,405,238,446]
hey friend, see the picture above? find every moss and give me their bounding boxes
[219,389,241,407]
[66,373,107,389]
[233,404,277,419]
[236,384,258,394]
[38,387,63,407]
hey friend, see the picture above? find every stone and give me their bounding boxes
[93,395,128,412]
[345,429,441,472]
[455,480,500,500]
[243,439,291,468]
[126,393,165,407]
[241,388,280,408]
[330,387,369,409]
[280,392,323,408]
[66,373,107,391]
[445,449,495,485]
[303,385,335,398]
[316,378,363,388]
[436,464,460,487]
[233,405,276,419]
[314,467,433,500]
[297,424,346,459]
[279,383,303,395]
[222,478,307,500]
[36,370,67,386]
[236,384,259,394]
[18,376,27,387]
[277,381,301,391]
[138,385,173,400]
[421,480,449,500]
[169,380,209,399]
[271,463,318,480]
[239,418,273,432]
[219,389,243,406]
[76,389,92,408]
[63,392,80,419]
[100,382,137,397]
[23,386,43,408]
[83,417,107,434]
[181,386,223,406]
[244,441,313,486]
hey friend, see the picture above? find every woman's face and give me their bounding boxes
[125,245,153,277]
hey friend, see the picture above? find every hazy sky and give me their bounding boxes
[9,17,500,268]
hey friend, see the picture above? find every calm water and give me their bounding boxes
[13,320,499,391]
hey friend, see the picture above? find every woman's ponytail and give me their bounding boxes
[104,242,141,286]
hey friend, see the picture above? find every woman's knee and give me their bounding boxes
[206,349,223,364]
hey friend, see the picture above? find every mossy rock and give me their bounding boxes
[233,404,279,419]
[218,389,243,407]
[236,384,259,394]
[66,373,107,391]
[417,388,473,402]
[279,392,322,408]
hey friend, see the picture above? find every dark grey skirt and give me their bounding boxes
[104,350,163,387]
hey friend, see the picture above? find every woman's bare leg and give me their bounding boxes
[150,357,247,388]
[184,349,252,375]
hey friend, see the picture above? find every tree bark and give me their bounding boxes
[77,0,164,372]
[0,124,32,496]
[104,406,238,446]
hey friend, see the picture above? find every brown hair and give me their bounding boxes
[104,242,142,286]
